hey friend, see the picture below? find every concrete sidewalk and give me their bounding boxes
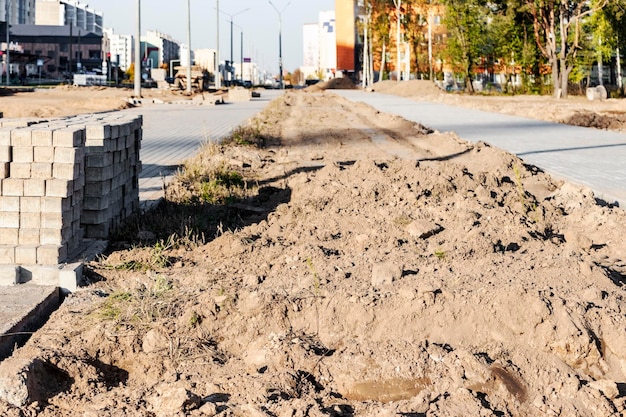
[132,90,283,207]
[336,90,626,207]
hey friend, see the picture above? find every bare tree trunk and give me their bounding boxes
[380,42,386,81]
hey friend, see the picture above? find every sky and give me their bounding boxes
[85,0,336,74]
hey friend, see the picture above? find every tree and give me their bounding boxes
[443,0,490,92]
[369,0,395,81]
[522,0,609,98]
[125,63,135,82]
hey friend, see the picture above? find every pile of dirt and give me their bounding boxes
[367,80,444,98]
[306,77,359,92]
[1,91,625,416]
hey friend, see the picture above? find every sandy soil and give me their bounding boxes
[0,84,625,416]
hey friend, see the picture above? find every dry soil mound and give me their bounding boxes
[0,91,625,417]
[306,77,359,92]
[367,80,444,98]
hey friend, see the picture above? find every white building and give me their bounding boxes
[301,11,336,81]
[142,30,179,69]
[1,0,36,25]
[194,48,216,73]
[104,28,132,71]
[35,0,103,35]
[234,59,259,85]
[180,44,194,67]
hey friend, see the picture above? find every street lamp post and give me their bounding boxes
[186,0,192,94]
[134,0,141,97]
[217,7,249,86]
[5,0,9,86]
[268,0,292,89]
[215,0,220,89]
[393,0,401,81]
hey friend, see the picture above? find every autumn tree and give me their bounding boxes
[521,0,609,98]
[443,0,491,92]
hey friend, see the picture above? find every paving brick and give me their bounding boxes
[10,129,32,146]
[0,228,19,245]
[81,208,111,225]
[15,245,38,265]
[83,196,110,211]
[37,245,67,265]
[85,166,113,181]
[0,212,19,229]
[0,129,10,146]
[41,212,62,230]
[0,246,16,265]
[85,153,113,168]
[54,147,84,164]
[19,212,41,229]
[2,179,24,196]
[45,179,72,198]
[86,124,111,139]
[0,196,20,211]
[40,227,71,246]
[85,222,110,239]
[0,265,19,285]
[41,196,71,213]
[31,162,53,179]
[20,197,41,213]
[18,229,40,245]
[84,179,111,196]
[52,163,79,180]
[37,244,67,265]
[9,162,31,178]
[23,179,46,197]
[12,146,34,163]
[0,162,8,179]
[0,145,11,162]
[32,129,53,147]
[33,147,55,163]
[53,128,84,147]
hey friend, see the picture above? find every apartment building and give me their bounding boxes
[104,28,132,71]
[141,30,180,70]
[1,0,36,25]
[35,0,103,36]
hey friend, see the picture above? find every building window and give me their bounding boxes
[60,44,68,52]
[47,64,56,72]
[89,50,100,59]
[48,50,56,58]
[35,50,43,56]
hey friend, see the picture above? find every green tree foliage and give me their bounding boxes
[521,0,610,98]
[443,0,491,92]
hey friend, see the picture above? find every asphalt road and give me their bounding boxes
[336,90,626,207]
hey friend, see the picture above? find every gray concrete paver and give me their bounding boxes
[336,90,626,206]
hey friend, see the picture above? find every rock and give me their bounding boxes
[371,262,403,287]
[0,358,70,407]
[563,229,593,251]
[406,220,443,239]
[0,359,34,407]
[142,329,170,354]
[151,382,203,416]
[588,380,619,399]
[196,401,219,416]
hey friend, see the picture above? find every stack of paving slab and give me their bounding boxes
[0,113,142,291]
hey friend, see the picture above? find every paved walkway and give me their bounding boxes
[336,90,626,207]
[125,90,283,206]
